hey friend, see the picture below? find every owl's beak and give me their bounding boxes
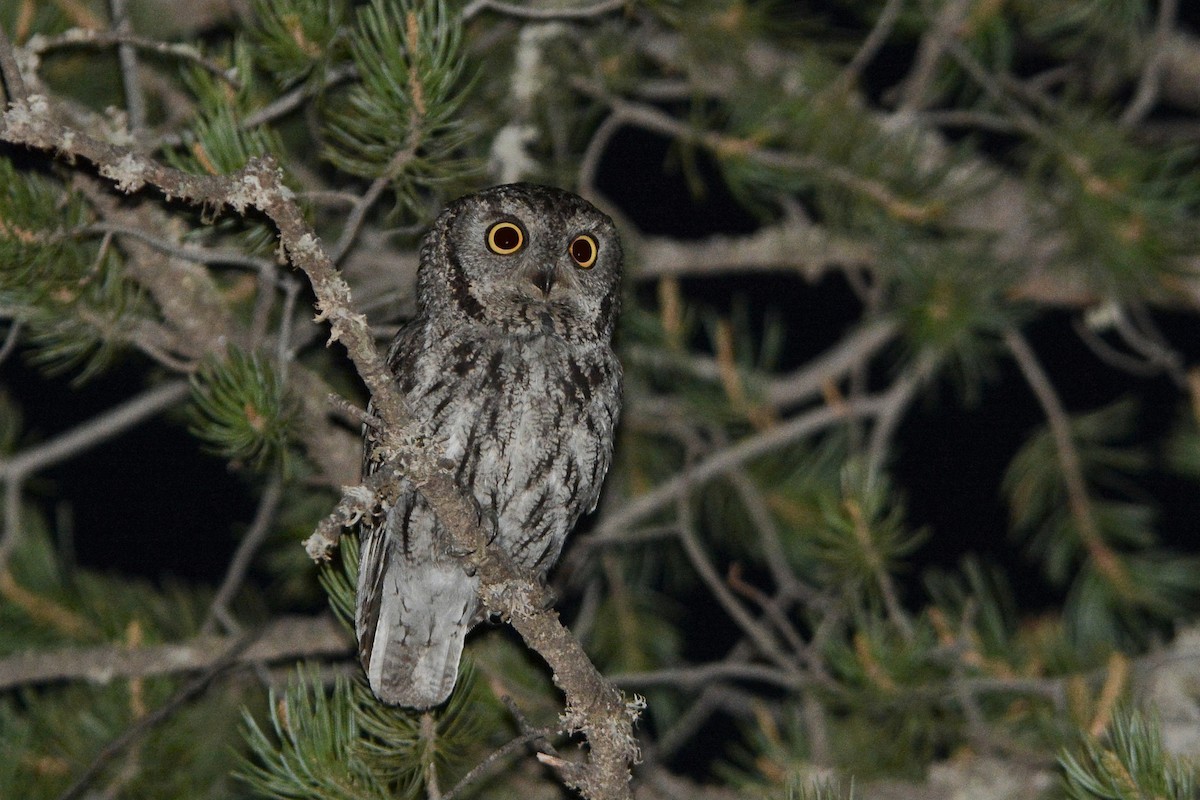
[531,267,556,297]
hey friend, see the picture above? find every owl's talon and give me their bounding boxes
[477,507,499,545]
[445,541,475,559]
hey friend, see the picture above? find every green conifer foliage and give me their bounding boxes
[3,1,1200,798]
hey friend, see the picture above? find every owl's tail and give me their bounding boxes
[357,530,479,709]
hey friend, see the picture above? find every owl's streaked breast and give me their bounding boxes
[399,323,621,572]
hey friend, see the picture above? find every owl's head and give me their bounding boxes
[418,183,622,342]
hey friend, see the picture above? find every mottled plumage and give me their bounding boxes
[356,184,622,708]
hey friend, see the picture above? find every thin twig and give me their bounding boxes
[766,319,898,410]
[422,712,443,800]
[587,90,938,223]
[865,353,933,486]
[463,0,625,22]
[648,686,722,760]
[622,319,896,417]
[277,275,302,375]
[250,258,281,349]
[724,469,809,600]
[442,729,558,800]
[0,320,21,366]
[612,653,808,693]
[893,0,973,113]
[242,63,358,130]
[578,111,623,199]
[1113,303,1187,383]
[586,394,892,548]
[726,565,810,659]
[0,20,29,101]
[642,684,769,765]
[830,0,905,95]
[203,476,285,635]
[0,380,189,482]
[1003,328,1136,600]
[1120,0,1178,127]
[1071,314,1161,377]
[109,0,146,139]
[673,490,800,677]
[28,27,237,86]
[329,171,395,264]
[85,223,277,272]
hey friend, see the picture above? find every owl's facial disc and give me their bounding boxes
[479,217,577,305]
[426,183,621,340]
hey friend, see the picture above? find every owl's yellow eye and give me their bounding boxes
[486,222,524,255]
[569,234,597,269]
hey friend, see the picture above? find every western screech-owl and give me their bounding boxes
[356,183,623,708]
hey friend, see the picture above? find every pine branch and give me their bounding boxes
[0,60,640,800]
[0,615,348,690]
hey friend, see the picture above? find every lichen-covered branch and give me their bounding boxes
[0,88,638,800]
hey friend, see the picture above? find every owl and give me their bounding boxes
[356,183,623,709]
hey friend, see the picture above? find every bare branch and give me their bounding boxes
[27,27,238,86]
[0,21,28,101]
[892,0,974,113]
[673,491,802,678]
[442,728,559,800]
[203,476,285,635]
[85,222,277,273]
[0,380,189,483]
[830,0,906,95]
[1003,328,1136,600]
[1120,0,1179,127]
[611,660,804,692]
[109,0,146,138]
[0,320,21,366]
[0,615,349,691]
[635,222,877,281]
[0,380,190,570]
[463,0,626,22]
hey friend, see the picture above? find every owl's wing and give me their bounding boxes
[356,485,479,708]
[355,324,480,709]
